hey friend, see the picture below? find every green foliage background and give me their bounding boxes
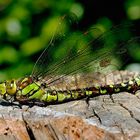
[0,0,140,80]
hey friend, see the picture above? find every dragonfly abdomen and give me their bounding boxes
[90,76,140,95]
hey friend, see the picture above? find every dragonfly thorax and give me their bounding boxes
[18,77,33,90]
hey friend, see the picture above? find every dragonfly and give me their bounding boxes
[0,14,140,106]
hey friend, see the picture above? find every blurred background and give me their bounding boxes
[0,0,140,80]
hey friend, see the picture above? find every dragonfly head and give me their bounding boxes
[5,80,17,95]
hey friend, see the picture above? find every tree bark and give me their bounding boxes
[0,90,140,140]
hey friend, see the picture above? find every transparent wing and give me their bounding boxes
[31,13,139,88]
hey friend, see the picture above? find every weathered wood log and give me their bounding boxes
[0,91,140,140]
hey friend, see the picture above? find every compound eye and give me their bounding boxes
[6,80,17,95]
[6,80,14,88]
[10,80,15,87]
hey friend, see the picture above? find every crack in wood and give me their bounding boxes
[113,122,127,139]
[92,108,102,124]
[136,95,140,100]
[45,123,60,140]
[119,103,140,124]
[22,115,36,140]
[109,94,115,103]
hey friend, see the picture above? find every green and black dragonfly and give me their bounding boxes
[0,14,140,106]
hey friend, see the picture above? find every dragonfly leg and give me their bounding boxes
[85,96,90,107]
[12,103,22,109]
[109,94,115,103]
[1,94,21,108]
[19,102,36,112]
